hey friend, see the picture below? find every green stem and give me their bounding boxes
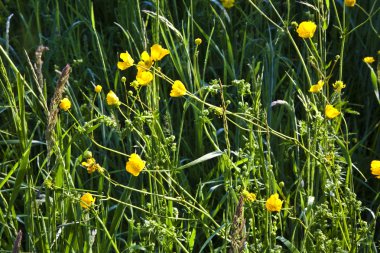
[93,210,120,253]
[339,6,346,80]
[285,29,313,87]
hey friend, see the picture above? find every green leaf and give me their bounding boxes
[176,150,224,170]
[9,144,31,208]
[199,223,227,253]
[276,236,301,253]
[0,161,19,190]
[369,64,380,104]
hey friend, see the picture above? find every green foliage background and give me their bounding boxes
[0,0,380,252]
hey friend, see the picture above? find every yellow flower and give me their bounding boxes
[117,51,134,70]
[363,57,375,64]
[371,160,380,179]
[126,153,146,176]
[59,98,71,111]
[195,38,202,45]
[136,61,146,75]
[242,190,256,202]
[136,71,153,86]
[265,193,283,212]
[106,90,120,106]
[81,157,104,174]
[221,0,235,8]
[150,44,170,61]
[309,80,324,93]
[95,85,102,93]
[80,192,96,209]
[82,158,97,174]
[296,21,317,39]
[170,80,187,97]
[325,105,340,119]
[332,80,346,92]
[141,51,153,69]
[344,0,356,7]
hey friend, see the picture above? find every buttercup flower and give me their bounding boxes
[140,51,153,69]
[296,21,317,39]
[136,61,146,75]
[106,90,121,106]
[80,192,96,209]
[117,51,134,70]
[95,85,102,93]
[170,80,187,97]
[136,71,153,86]
[344,0,356,7]
[150,44,170,61]
[221,0,235,8]
[82,158,97,174]
[126,153,146,176]
[82,157,104,174]
[325,105,340,119]
[363,57,375,64]
[333,80,346,92]
[265,193,283,212]
[242,190,256,202]
[195,38,202,45]
[59,98,71,111]
[309,80,324,93]
[371,160,380,179]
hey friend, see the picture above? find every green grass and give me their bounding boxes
[1,0,380,252]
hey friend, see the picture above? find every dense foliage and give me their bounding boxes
[1,0,380,252]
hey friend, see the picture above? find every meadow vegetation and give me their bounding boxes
[1,0,380,252]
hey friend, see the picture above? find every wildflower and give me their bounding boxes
[363,57,375,64]
[242,190,256,202]
[136,61,146,75]
[325,105,340,119]
[141,51,153,69]
[221,0,235,9]
[95,85,102,93]
[82,158,97,174]
[344,0,356,7]
[170,80,187,97]
[195,38,202,45]
[136,71,154,86]
[80,192,96,209]
[370,160,380,179]
[265,193,283,212]
[59,98,71,111]
[117,51,134,70]
[106,90,121,106]
[81,157,104,174]
[126,153,146,176]
[296,21,317,39]
[309,80,324,93]
[332,80,346,92]
[150,44,170,61]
